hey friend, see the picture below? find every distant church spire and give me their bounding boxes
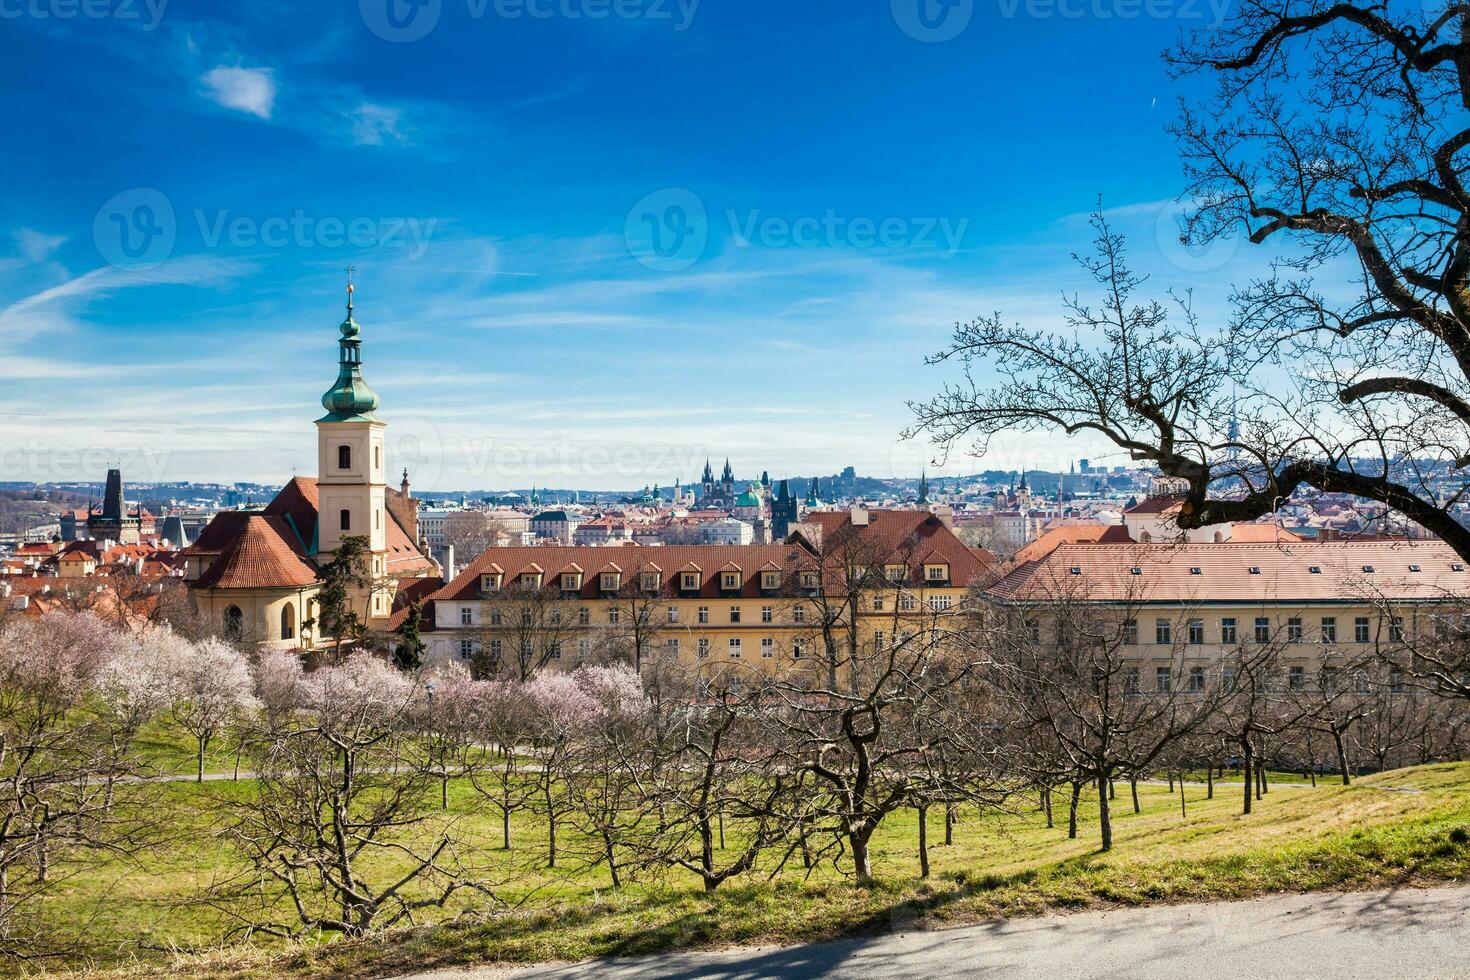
[319,268,380,422]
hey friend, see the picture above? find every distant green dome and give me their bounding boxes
[736,485,762,508]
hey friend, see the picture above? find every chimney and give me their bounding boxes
[933,505,955,529]
[11,595,28,611]
[444,544,456,581]
[850,507,869,527]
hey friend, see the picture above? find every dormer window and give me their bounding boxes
[479,572,502,593]
[600,572,621,592]
[640,571,661,592]
[338,445,351,470]
[924,563,949,582]
[721,571,740,591]
[520,572,543,589]
[800,571,820,589]
[885,564,907,583]
[1189,567,1201,575]
[680,572,700,591]
[562,572,583,592]
[1249,567,1261,575]
[760,570,780,590]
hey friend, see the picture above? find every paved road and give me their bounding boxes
[398,885,1470,980]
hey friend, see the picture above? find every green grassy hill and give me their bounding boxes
[47,761,1470,979]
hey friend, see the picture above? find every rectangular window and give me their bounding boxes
[900,594,916,611]
[928,595,952,611]
[728,638,742,658]
[459,639,473,659]
[729,606,741,624]
[578,607,590,625]
[1156,619,1172,645]
[793,638,806,659]
[681,572,699,591]
[1221,617,1237,644]
[548,641,562,661]
[1289,666,1305,691]
[1025,619,1040,644]
[460,606,473,625]
[601,573,619,591]
[489,639,503,660]
[1255,617,1271,644]
[577,638,590,659]
[1124,668,1139,694]
[927,565,947,580]
[698,606,709,624]
[1156,666,1172,693]
[1187,619,1204,645]
[1123,619,1138,645]
[667,606,678,623]
[1321,617,1337,643]
[1390,669,1405,693]
[761,637,774,659]
[1389,616,1404,642]
[1287,617,1303,643]
[761,605,773,623]
[338,445,351,470]
[1355,617,1371,643]
[793,606,806,623]
[697,638,709,659]
[1188,666,1205,693]
[873,630,886,651]
[873,596,885,611]
[608,607,620,625]
[490,609,502,626]
[722,572,740,590]
[666,637,679,655]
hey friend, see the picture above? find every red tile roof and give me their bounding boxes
[987,540,1468,605]
[193,516,317,590]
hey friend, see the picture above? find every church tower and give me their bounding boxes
[316,276,387,558]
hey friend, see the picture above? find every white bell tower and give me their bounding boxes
[316,272,387,558]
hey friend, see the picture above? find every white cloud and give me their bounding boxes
[200,66,276,120]
[350,102,409,146]
[14,228,66,263]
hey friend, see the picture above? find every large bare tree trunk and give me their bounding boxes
[1097,775,1113,851]
[917,804,931,878]
[1067,780,1082,839]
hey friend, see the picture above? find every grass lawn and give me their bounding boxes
[31,762,1470,979]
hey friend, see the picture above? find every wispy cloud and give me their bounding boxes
[200,66,276,119]
[349,102,410,146]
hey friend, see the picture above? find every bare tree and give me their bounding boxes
[221,655,494,938]
[443,510,509,558]
[914,3,1470,558]
[474,580,580,681]
[0,614,155,959]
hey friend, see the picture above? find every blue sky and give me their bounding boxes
[0,0,1264,492]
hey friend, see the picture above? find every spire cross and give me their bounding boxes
[345,265,356,313]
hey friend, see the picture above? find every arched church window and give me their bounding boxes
[224,605,243,640]
[338,445,352,470]
[281,603,296,641]
[340,508,351,531]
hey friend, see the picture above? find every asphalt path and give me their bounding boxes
[396,885,1470,980]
